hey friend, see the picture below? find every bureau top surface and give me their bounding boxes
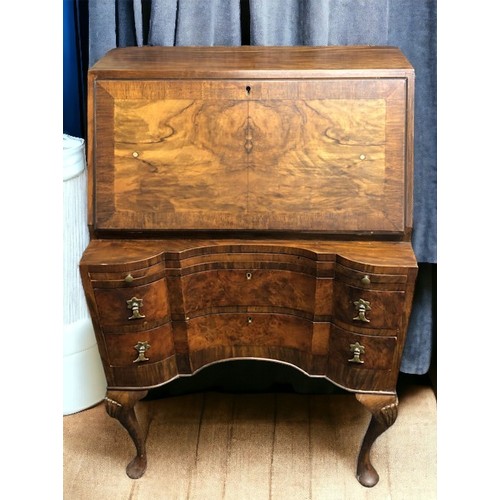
[89,46,413,79]
[81,239,417,269]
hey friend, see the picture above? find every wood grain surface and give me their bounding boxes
[89,45,414,78]
[80,239,417,392]
[80,46,419,489]
[92,77,408,233]
[63,385,436,499]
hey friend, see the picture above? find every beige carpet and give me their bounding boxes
[63,383,436,499]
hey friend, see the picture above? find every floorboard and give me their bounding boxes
[63,382,436,499]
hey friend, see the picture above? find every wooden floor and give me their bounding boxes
[63,378,436,499]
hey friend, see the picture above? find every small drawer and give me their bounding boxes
[333,282,405,330]
[329,327,396,370]
[93,278,170,332]
[89,261,165,287]
[103,323,175,367]
[327,326,397,391]
[335,263,407,291]
[181,269,316,315]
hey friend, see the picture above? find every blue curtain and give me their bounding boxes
[63,0,84,137]
[65,0,436,378]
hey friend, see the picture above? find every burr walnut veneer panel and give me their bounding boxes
[94,79,407,233]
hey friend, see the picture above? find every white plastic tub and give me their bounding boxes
[63,318,106,415]
[63,134,106,415]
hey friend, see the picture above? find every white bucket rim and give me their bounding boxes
[63,134,86,181]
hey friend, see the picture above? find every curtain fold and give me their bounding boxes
[388,0,437,264]
[148,0,178,46]
[174,0,241,46]
[132,0,144,46]
[249,0,389,46]
[327,0,389,45]
[86,0,436,376]
[401,264,435,374]
[249,0,304,45]
[89,0,117,66]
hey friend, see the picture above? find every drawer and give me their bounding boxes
[181,269,316,315]
[93,278,170,332]
[104,323,175,367]
[329,326,396,370]
[186,313,313,353]
[89,261,165,287]
[327,325,397,391]
[335,263,407,291]
[333,281,405,331]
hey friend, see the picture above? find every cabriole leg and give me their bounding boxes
[105,389,149,479]
[355,393,398,487]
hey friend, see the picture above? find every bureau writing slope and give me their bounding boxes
[80,46,417,488]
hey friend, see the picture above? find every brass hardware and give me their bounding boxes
[359,154,366,160]
[348,342,365,364]
[353,298,371,323]
[104,396,122,408]
[124,273,134,284]
[133,341,150,363]
[246,272,253,280]
[247,316,253,324]
[361,275,371,285]
[132,151,140,158]
[127,297,145,320]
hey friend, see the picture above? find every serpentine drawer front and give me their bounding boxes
[80,46,417,488]
[180,268,317,317]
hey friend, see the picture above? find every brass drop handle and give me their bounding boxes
[348,342,365,364]
[361,275,371,285]
[247,316,253,324]
[133,341,150,363]
[124,273,134,284]
[246,272,253,280]
[127,296,145,320]
[353,298,371,323]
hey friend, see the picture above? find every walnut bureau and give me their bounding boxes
[80,46,417,488]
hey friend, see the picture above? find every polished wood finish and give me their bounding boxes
[94,78,406,234]
[81,238,417,391]
[89,46,413,78]
[88,46,414,238]
[355,393,399,487]
[105,390,149,479]
[81,46,417,487]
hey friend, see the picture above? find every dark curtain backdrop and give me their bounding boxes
[68,0,436,377]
